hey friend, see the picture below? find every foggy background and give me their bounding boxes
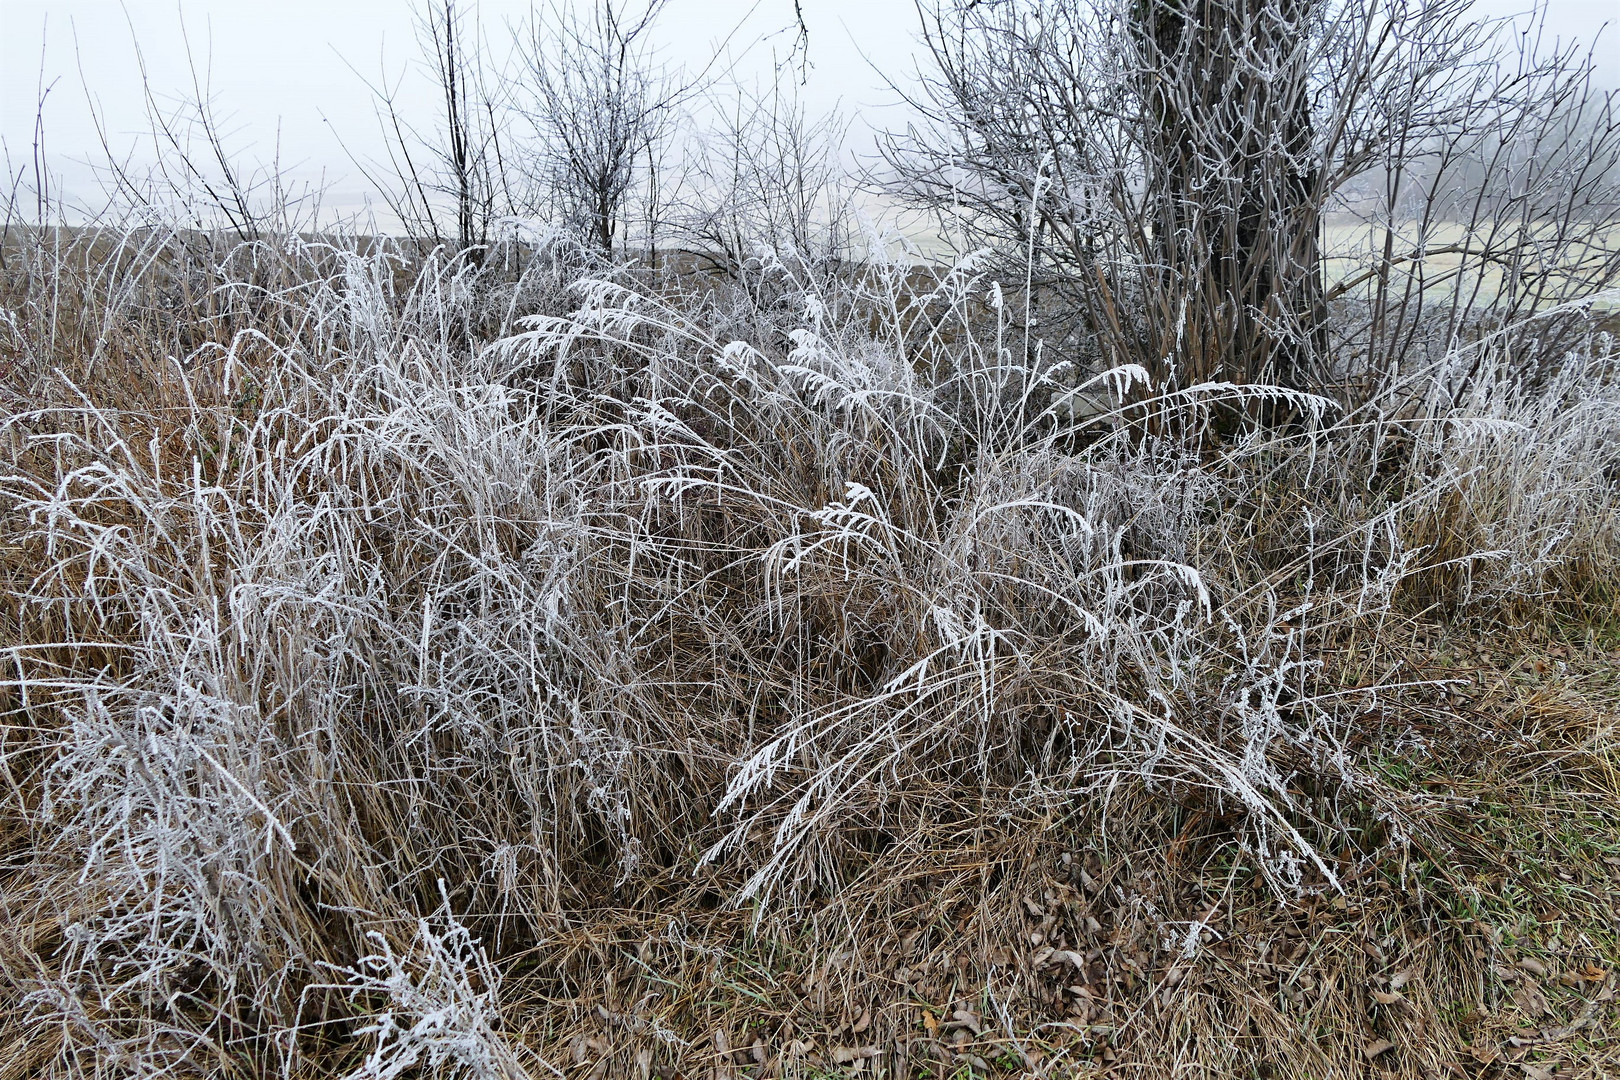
[2,0,1615,222]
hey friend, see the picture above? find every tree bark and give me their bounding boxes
[1134,0,1327,391]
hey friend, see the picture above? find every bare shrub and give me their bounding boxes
[357,0,519,253]
[885,0,1620,395]
[514,0,688,260]
[675,81,855,288]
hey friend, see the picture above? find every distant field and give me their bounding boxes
[1322,219,1620,309]
[884,211,1620,313]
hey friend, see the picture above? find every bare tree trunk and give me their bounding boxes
[1134,0,1325,391]
[436,1,477,253]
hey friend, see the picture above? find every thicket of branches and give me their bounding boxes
[886,0,1620,395]
[1,1,1618,1077]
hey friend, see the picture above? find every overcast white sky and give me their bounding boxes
[0,0,911,206]
[1,0,1615,214]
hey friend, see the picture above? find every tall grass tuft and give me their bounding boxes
[2,214,1616,1074]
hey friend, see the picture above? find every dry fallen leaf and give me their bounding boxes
[1513,977,1550,1018]
[851,1007,871,1035]
[1363,1039,1395,1060]
[1371,989,1404,1006]
[952,1008,983,1036]
[1518,957,1550,978]
[958,1053,991,1073]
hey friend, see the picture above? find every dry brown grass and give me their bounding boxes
[1,222,1617,1080]
[386,628,1616,1080]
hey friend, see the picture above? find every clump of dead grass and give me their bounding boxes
[1,216,1617,1079]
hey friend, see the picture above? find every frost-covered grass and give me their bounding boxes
[1,223,1617,1078]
